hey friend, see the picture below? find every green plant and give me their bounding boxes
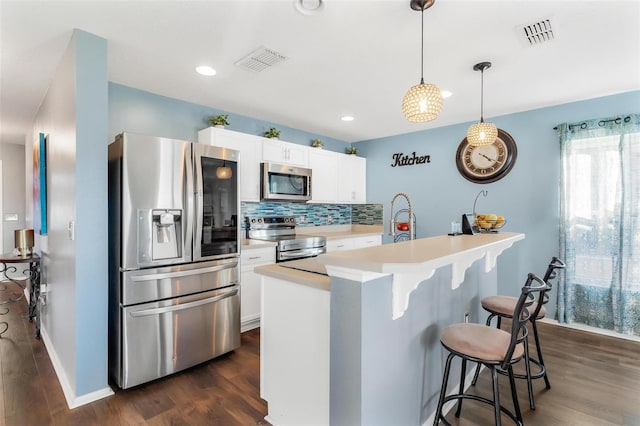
[208,114,229,126]
[346,146,358,155]
[311,138,324,148]
[264,127,281,138]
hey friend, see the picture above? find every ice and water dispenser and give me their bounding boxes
[137,208,183,264]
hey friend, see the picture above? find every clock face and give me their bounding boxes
[456,129,517,184]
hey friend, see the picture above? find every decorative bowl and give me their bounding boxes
[474,214,506,232]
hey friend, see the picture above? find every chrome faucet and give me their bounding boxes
[389,192,414,240]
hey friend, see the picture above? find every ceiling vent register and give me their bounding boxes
[235,46,288,72]
[519,18,555,46]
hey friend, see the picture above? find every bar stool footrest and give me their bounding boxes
[437,393,523,426]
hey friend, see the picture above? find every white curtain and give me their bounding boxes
[557,114,640,337]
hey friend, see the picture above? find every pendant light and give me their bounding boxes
[216,161,232,179]
[402,0,443,123]
[466,62,498,146]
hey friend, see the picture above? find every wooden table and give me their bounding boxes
[0,252,41,339]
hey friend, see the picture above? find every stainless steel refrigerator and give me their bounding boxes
[108,132,241,389]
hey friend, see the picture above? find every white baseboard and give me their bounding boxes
[241,317,260,333]
[540,318,640,343]
[40,325,114,409]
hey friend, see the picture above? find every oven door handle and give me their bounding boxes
[279,247,326,261]
[129,287,238,317]
[129,262,238,282]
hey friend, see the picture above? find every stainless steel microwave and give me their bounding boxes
[261,162,312,202]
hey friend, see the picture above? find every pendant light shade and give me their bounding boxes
[402,82,443,123]
[467,61,497,146]
[402,0,443,123]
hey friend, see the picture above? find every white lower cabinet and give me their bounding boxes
[326,238,354,252]
[241,247,275,332]
[326,235,381,252]
[352,235,382,248]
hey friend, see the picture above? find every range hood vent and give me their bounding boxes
[519,18,555,46]
[235,46,288,72]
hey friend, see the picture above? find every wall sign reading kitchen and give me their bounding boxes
[391,152,431,167]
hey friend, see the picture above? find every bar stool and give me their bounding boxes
[433,273,549,426]
[472,257,565,410]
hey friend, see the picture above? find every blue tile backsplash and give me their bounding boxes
[241,202,383,228]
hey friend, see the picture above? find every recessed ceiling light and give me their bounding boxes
[196,65,216,76]
[294,0,324,15]
[341,115,355,122]
[441,90,453,98]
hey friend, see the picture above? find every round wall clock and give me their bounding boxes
[455,129,517,184]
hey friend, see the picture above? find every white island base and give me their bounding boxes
[257,232,524,426]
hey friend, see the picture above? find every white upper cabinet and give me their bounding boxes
[262,138,309,167]
[198,127,263,202]
[337,154,366,203]
[309,149,339,203]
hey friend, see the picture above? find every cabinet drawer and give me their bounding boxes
[241,248,276,267]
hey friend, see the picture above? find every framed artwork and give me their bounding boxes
[33,133,48,235]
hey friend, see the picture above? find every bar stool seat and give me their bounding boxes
[434,273,550,426]
[441,323,524,362]
[482,296,546,319]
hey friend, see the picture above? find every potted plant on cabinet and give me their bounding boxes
[264,127,281,139]
[208,114,230,128]
[311,138,324,149]
[346,146,358,155]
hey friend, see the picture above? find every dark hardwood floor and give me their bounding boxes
[1,292,639,425]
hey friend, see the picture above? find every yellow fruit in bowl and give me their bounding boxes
[486,213,498,222]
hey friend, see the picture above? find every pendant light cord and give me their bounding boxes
[420,6,424,84]
[480,68,485,122]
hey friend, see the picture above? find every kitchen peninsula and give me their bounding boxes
[256,232,524,426]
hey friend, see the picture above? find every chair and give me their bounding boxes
[472,257,565,410]
[433,273,549,426]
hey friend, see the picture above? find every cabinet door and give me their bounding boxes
[263,139,309,167]
[309,149,339,203]
[338,155,367,203]
[198,127,262,201]
[240,247,275,332]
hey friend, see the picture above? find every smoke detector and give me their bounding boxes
[235,46,288,73]
[517,18,556,46]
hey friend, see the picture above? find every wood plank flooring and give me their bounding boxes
[1,293,639,425]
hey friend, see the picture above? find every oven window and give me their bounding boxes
[199,157,238,257]
[268,173,308,196]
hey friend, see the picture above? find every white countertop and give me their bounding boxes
[318,232,524,275]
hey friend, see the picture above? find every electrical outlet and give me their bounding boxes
[298,215,306,224]
[464,312,470,323]
[327,215,333,224]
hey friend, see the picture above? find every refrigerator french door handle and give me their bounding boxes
[129,262,239,282]
[193,146,204,260]
[129,287,239,317]
[184,145,195,260]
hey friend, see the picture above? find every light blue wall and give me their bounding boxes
[74,30,109,395]
[32,29,109,401]
[357,90,640,318]
[108,83,351,153]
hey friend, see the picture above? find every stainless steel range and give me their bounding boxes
[245,216,326,262]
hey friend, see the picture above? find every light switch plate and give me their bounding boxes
[68,220,75,240]
[4,213,18,221]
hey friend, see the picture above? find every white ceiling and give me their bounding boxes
[1,0,639,145]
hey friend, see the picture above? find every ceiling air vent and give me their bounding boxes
[235,46,288,72]
[518,18,555,46]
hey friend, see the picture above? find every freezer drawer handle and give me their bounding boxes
[129,287,239,317]
[130,263,238,282]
